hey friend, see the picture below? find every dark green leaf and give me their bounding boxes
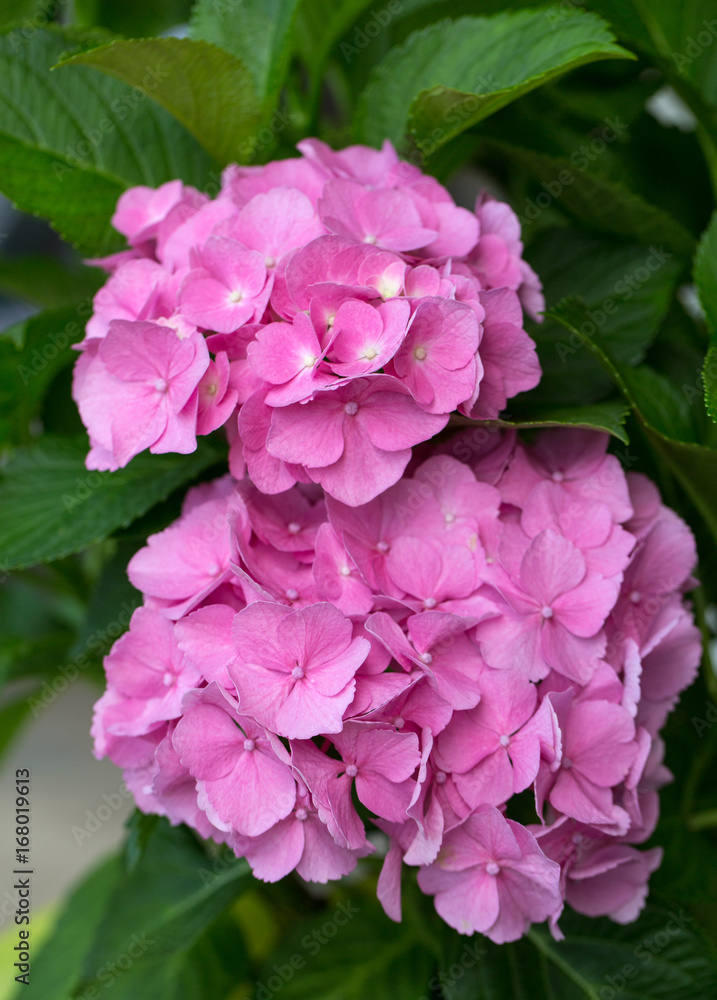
[355,8,634,149]
[523,229,682,407]
[0,0,57,30]
[260,903,437,999]
[0,28,212,255]
[587,0,717,111]
[57,36,261,167]
[528,905,717,1000]
[85,915,247,1000]
[694,210,717,336]
[702,344,717,423]
[0,254,102,308]
[549,296,717,543]
[293,0,374,82]
[73,0,193,37]
[0,436,223,570]
[0,305,89,446]
[78,820,251,982]
[490,140,695,257]
[190,0,302,115]
[499,400,631,443]
[15,854,122,1000]
[124,810,161,874]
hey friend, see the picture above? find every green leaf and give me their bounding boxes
[587,0,717,109]
[293,0,374,81]
[57,36,261,167]
[0,28,213,255]
[86,916,246,1000]
[0,254,102,308]
[355,8,634,149]
[260,904,437,999]
[124,810,160,874]
[694,210,717,336]
[0,0,55,29]
[523,229,682,407]
[499,400,631,443]
[78,820,251,988]
[0,436,223,571]
[490,140,695,257]
[15,854,122,1000]
[0,304,89,447]
[702,344,717,423]
[528,906,717,1000]
[190,0,302,114]
[73,0,193,37]
[549,296,717,543]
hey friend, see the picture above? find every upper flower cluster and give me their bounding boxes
[92,428,700,942]
[72,139,542,505]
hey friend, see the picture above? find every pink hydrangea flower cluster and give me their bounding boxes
[92,427,700,943]
[72,139,542,505]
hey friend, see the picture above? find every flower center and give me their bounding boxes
[285,588,299,601]
[444,511,455,524]
[345,763,358,777]
[419,652,433,665]
[377,540,389,553]
[287,522,301,534]
[541,606,554,619]
[551,470,565,483]
[243,738,256,752]
[228,289,243,303]
[486,862,501,876]
[153,378,168,393]
[340,565,351,577]
[295,807,308,821]
[292,665,305,680]
[363,234,377,245]
[562,756,573,769]
[434,770,447,785]
[394,716,405,730]
[344,401,359,415]
[499,734,510,748]
[424,597,437,609]
[413,346,427,361]
[630,590,641,604]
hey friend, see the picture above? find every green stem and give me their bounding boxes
[687,808,717,831]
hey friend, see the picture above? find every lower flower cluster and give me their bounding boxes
[93,428,700,943]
